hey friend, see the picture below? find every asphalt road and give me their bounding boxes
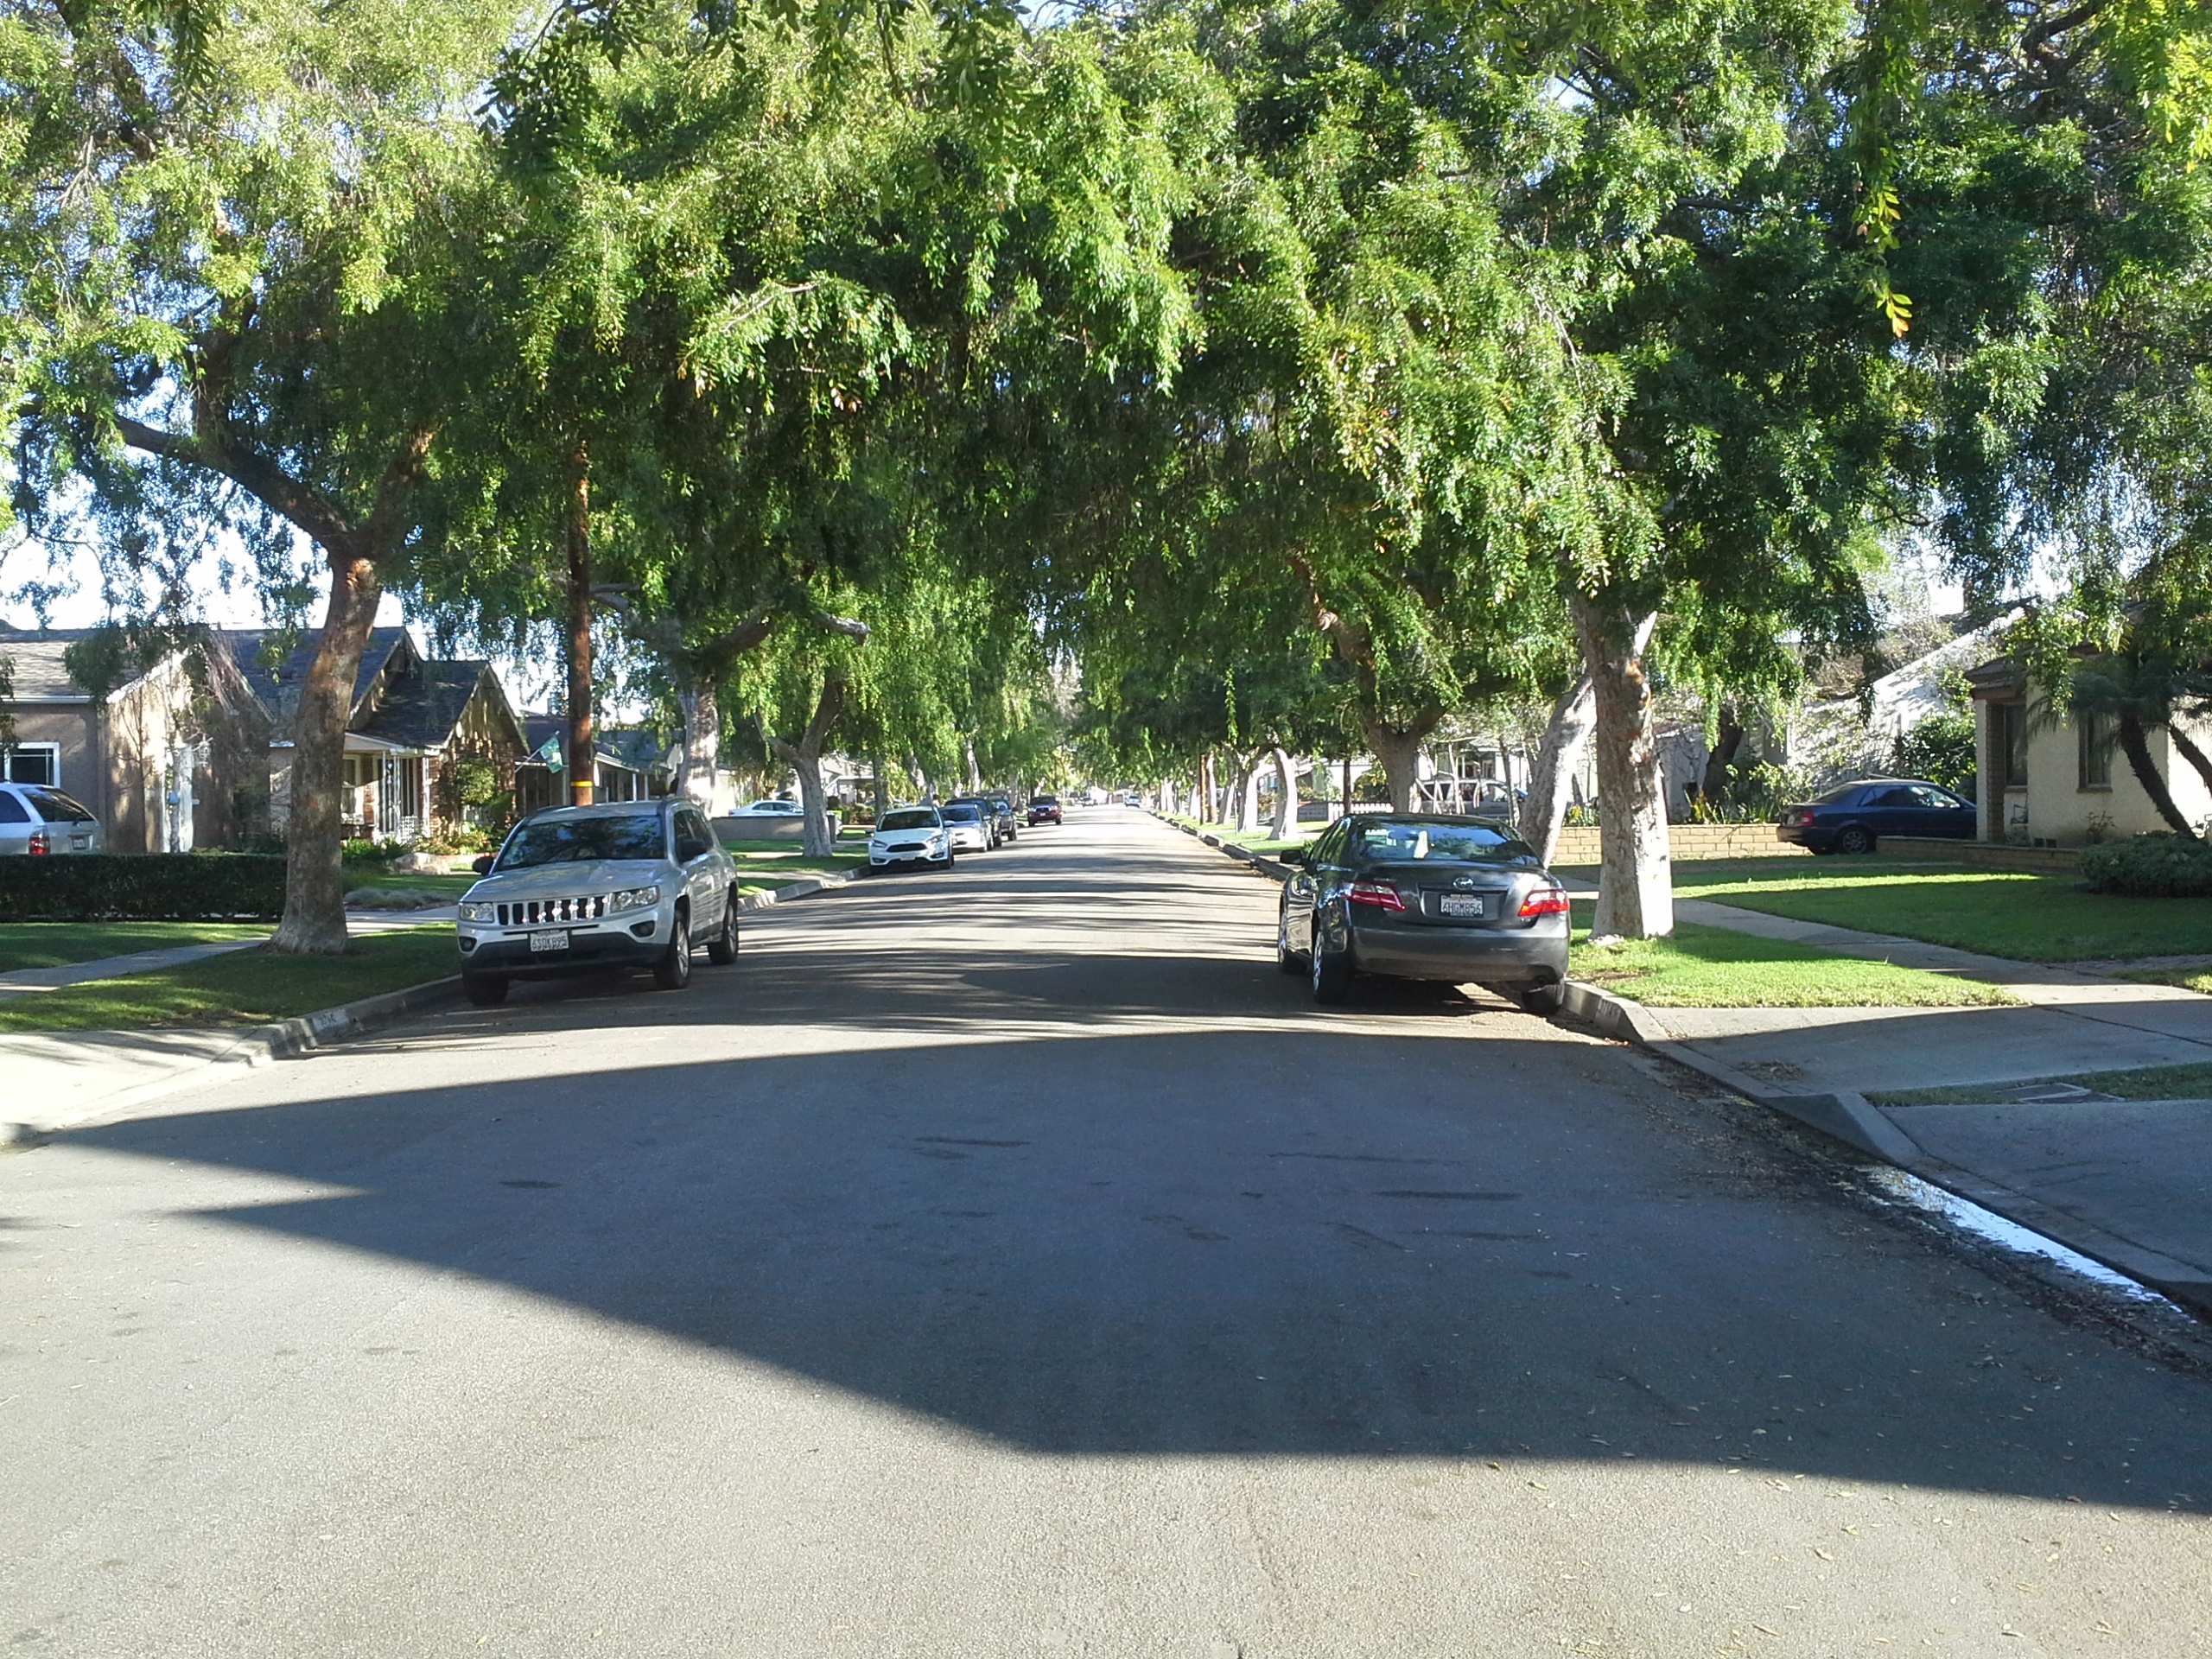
[3,809,2208,1658]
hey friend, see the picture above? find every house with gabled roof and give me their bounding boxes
[231,628,534,844]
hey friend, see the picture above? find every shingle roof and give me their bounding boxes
[354,659,497,750]
[226,626,410,721]
[0,629,101,700]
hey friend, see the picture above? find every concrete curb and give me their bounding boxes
[1156,813,1298,882]
[734,869,855,910]
[1560,979,2212,1314]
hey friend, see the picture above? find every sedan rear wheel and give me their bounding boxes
[652,908,692,990]
[1310,931,1353,1005]
[1836,824,1875,855]
[1516,981,1566,1017]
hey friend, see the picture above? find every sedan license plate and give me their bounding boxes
[70,836,90,850]
[1439,893,1488,918]
[529,929,570,953]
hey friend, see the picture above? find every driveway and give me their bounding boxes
[3,810,2208,1656]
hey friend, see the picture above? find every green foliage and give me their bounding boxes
[0,854,287,920]
[2079,833,2212,898]
[1893,709,1977,798]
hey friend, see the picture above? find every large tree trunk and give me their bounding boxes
[1519,671,1596,866]
[1363,715,1440,812]
[270,553,383,955]
[766,672,847,857]
[1572,592,1672,939]
[1234,751,1264,834]
[1270,748,1297,840]
[2118,710,2196,836]
[563,445,595,806]
[2162,721,2212,828]
[676,682,721,813]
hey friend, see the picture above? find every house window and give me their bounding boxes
[2078,710,2113,791]
[2,744,60,787]
[1994,703,2028,788]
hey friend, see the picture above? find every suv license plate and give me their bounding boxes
[70,836,90,850]
[1440,894,1487,918]
[530,930,570,953]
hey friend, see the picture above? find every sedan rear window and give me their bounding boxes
[880,809,939,830]
[942,804,983,823]
[1810,784,1866,805]
[498,813,667,868]
[1351,820,1535,861]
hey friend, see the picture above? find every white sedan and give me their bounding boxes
[868,807,953,872]
[938,802,993,854]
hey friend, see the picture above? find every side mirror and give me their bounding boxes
[471,855,495,875]
[1278,848,1306,867]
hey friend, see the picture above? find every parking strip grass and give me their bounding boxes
[1869,1059,2212,1107]
[0,920,271,975]
[1569,909,2016,1008]
[1644,857,2212,963]
[0,926,457,1033]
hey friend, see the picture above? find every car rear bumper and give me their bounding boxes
[1344,914,1569,984]
[1777,823,1832,850]
[459,923,664,980]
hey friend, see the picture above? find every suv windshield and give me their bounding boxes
[1351,820,1535,862]
[21,787,95,823]
[880,809,939,830]
[498,812,666,869]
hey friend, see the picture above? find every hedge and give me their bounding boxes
[2077,833,2212,899]
[0,854,288,920]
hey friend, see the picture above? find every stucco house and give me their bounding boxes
[232,628,533,845]
[1967,654,2212,846]
[0,624,273,851]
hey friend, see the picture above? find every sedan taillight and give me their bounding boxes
[27,830,49,855]
[1346,878,1405,912]
[1780,808,1814,828]
[1518,885,1571,918]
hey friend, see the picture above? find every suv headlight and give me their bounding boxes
[609,885,661,912]
[458,900,497,922]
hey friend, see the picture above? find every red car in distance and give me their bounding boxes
[1027,795,1063,825]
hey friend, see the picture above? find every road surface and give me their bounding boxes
[3,810,2208,1656]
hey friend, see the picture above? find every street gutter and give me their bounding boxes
[1155,809,2212,1315]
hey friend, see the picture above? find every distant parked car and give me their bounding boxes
[1276,813,1570,1011]
[1027,795,1063,825]
[944,796,1001,849]
[736,798,801,814]
[940,801,994,854]
[0,784,103,855]
[985,792,1020,842]
[1776,779,1975,855]
[868,806,953,872]
[455,800,739,1006]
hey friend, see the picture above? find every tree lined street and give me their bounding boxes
[5,808,2207,1656]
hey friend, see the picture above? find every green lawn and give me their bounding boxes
[1166,814,1309,853]
[1870,1059,2212,1107]
[1569,911,2016,1008]
[0,927,457,1033]
[0,920,272,974]
[1637,858,2212,963]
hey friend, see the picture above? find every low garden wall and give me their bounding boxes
[1550,823,1805,863]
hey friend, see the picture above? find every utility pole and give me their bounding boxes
[564,439,595,807]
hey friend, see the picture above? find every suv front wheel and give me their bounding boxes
[653,907,692,989]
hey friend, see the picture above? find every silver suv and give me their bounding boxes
[456,801,739,1006]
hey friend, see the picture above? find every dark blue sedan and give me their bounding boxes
[1776,778,1977,855]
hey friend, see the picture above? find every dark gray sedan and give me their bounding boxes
[1276,814,1571,1011]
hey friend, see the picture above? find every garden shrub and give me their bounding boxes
[0,853,288,919]
[2077,833,2212,898]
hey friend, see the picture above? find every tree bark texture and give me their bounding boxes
[1519,671,1596,867]
[563,447,595,807]
[766,671,847,857]
[269,553,384,955]
[2163,721,2212,824]
[2118,710,2196,836]
[1235,752,1264,835]
[1270,749,1297,840]
[1363,715,1440,813]
[677,683,721,813]
[1571,592,1672,939]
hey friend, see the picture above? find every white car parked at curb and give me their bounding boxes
[868,807,953,872]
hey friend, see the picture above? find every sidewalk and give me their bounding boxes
[1565,884,2212,1313]
[0,908,457,1002]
